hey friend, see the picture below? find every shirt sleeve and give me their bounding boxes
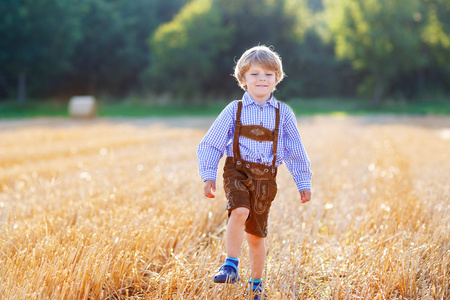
[196,102,235,181]
[282,107,312,191]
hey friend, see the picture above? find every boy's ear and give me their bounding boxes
[275,74,283,85]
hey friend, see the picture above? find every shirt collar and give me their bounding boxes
[242,92,278,108]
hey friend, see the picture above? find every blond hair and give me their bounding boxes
[234,45,285,90]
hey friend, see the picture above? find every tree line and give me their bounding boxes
[1,0,449,106]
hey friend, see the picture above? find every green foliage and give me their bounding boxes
[419,0,450,94]
[421,0,450,68]
[2,96,449,118]
[277,26,359,99]
[67,0,127,94]
[65,0,187,96]
[148,0,232,98]
[1,0,449,105]
[326,0,426,105]
[0,0,82,102]
[325,0,450,105]
[147,0,313,99]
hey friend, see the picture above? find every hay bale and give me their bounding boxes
[68,96,97,118]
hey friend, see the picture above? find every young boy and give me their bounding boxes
[197,45,312,299]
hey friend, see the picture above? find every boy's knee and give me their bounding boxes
[246,233,264,243]
[246,233,265,248]
[231,207,250,221]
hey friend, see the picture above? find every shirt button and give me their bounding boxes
[260,107,263,111]
[260,122,263,126]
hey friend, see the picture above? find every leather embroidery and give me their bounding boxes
[254,179,270,214]
[250,168,266,176]
[250,128,265,136]
[239,125,274,142]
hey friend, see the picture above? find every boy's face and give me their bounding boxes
[241,64,278,103]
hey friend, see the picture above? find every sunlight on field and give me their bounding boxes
[0,116,449,299]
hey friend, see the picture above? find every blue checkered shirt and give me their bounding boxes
[197,92,312,191]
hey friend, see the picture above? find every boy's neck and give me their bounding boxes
[247,92,272,106]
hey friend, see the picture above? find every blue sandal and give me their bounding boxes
[248,281,267,300]
[213,261,240,283]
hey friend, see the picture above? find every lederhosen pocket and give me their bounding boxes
[254,178,277,214]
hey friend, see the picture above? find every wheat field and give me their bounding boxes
[0,115,449,299]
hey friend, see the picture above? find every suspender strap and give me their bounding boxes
[233,100,243,163]
[271,102,280,174]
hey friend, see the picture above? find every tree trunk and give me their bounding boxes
[88,74,98,95]
[417,69,425,93]
[370,79,384,107]
[18,70,26,105]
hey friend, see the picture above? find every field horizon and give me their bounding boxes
[0,115,449,299]
[1,95,450,119]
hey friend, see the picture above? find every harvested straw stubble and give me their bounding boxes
[0,115,449,299]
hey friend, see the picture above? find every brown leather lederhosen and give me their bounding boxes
[223,100,280,237]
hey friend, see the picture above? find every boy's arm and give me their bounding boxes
[282,107,312,200]
[197,101,235,186]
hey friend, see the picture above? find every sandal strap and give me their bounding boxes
[220,261,238,272]
[252,285,263,292]
[249,281,263,292]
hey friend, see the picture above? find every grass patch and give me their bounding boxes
[287,97,450,115]
[0,96,449,118]
[0,99,68,118]
[0,98,227,118]
[97,98,226,117]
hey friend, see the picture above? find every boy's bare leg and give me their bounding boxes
[246,233,265,279]
[226,207,250,258]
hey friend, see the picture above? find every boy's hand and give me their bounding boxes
[204,180,216,198]
[299,189,311,203]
